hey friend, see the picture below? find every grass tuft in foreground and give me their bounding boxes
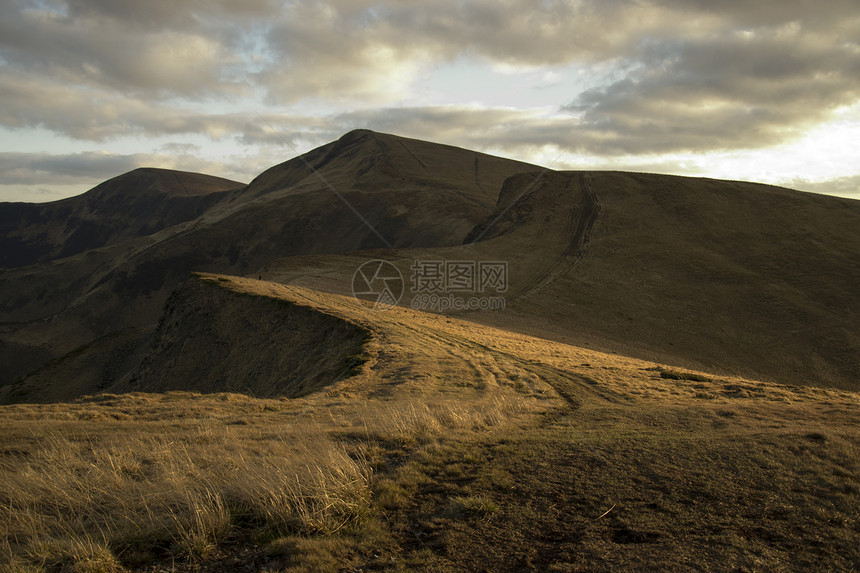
[0,389,537,571]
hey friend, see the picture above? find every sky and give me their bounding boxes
[1,0,859,202]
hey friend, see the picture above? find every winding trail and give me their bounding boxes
[222,274,618,413]
[513,172,601,301]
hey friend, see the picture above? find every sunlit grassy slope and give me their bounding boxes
[2,274,858,571]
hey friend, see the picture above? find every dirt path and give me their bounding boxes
[512,172,602,301]
[374,392,860,572]
[172,276,860,571]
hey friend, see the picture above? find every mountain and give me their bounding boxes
[1,130,859,402]
[474,171,860,388]
[0,168,244,268]
[264,169,860,389]
[4,131,860,572]
[0,130,539,394]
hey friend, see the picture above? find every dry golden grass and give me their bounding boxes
[3,275,858,571]
[0,387,538,571]
[1,418,364,568]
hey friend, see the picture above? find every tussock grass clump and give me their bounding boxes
[0,387,543,570]
[657,368,712,382]
[0,421,371,570]
[356,392,541,445]
[447,495,499,521]
[20,535,125,573]
[225,437,372,535]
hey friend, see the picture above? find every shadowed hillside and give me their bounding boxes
[0,131,538,389]
[118,274,371,398]
[0,274,372,403]
[0,168,244,268]
[1,130,859,396]
[266,169,860,389]
[474,171,860,388]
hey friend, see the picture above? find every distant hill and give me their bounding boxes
[1,130,859,401]
[0,168,244,268]
[0,130,539,393]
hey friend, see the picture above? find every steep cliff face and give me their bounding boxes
[113,274,372,398]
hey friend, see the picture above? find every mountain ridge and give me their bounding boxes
[0,168,245,268]
[1,130,859,400]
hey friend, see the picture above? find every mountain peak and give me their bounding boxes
[338,128,377,140]
[89,167,243,199]
[247,128,540,202]
[4,132,859,396]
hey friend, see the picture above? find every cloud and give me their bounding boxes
[0,19,160,96]
[565,23,860,154]
[0,150,250,191]
[0,0,270,97]
[791,175,860,199]
[62,0,277,28]
[249,0,696,105]
[0,71,259,140]
[0,151,141,185]
[4,0,859,152]
[2,0,860,199]
[0,150,142,202]
[334,105,552,146]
